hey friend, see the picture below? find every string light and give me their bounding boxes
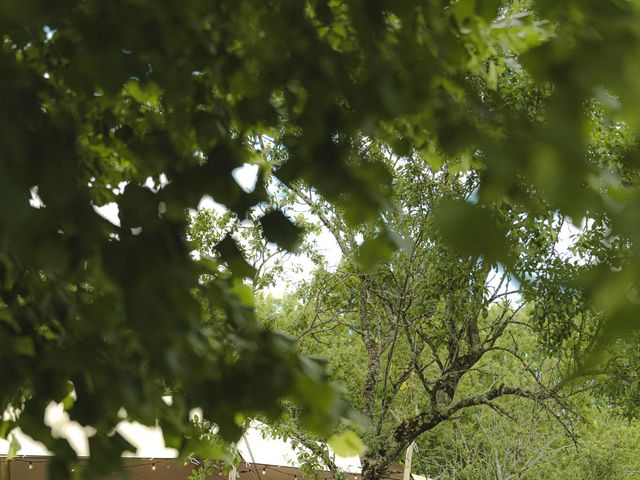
[18,458,351,480]
[19,458,179,474]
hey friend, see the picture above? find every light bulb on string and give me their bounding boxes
[262,467,266,475]
[152,463,157,471]
[29,462,33,470]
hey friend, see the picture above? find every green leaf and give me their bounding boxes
[477,0,500,20]
[125,80,163,104]
[328,430,365,457]
[357,228,405,273]
[14,336,35,356]
[231,278,254,307]
[7,434,21,460]
[434,198,508,263]
[215,235,257,279]
[260,210,303,252]
[0,421,15,439]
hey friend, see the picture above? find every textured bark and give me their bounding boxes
[284,174,560,480]
[362,343,381,420]
[359,384,547,480]
[361,453,393,480]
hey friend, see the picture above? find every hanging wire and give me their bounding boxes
[412,443,428,479]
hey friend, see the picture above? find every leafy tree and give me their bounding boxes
[3,0,640,478]
[418,394,640,479]
[190,142,604,480]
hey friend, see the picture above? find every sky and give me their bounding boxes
[92,163,584,300]
[91,164,343,297]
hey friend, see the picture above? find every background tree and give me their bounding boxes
[189,141,609,480]
[418,389,640,479]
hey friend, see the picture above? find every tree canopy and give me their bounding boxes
[196,144,605,480]
[2,0,640,478]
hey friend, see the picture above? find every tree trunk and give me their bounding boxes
[361,454,390,480]
[362,345,381,420]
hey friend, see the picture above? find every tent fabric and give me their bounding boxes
[236,421,361,473]
[0,405,360,473]
[0,402,177,458]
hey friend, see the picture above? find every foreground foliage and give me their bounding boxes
[2,0,640,477]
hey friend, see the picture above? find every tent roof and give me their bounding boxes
[0,402,176,458]
[0,405,360,472]
[236,422,361,473]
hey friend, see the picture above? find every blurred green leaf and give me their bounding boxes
[260,210,303,252]
[434,199,508,263]
[357,231,396,272]
[7,434,21,461]
[328,430,365,457]
[215,235,257,279]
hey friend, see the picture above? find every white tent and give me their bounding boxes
[237,421,361,473]
[1,405,359,472]
[0,401,177,458]
[0,405,432,480]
